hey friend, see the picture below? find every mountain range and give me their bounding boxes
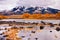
[0,6,60,15]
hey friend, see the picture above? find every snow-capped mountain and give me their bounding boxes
[11,6,60,14]
[0,6,60,15]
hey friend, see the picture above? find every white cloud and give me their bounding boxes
[18,0,60,9]
[0,0,60,11]
[48,0,60,9]
[0,0,18,11]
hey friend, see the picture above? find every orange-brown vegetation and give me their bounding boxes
[0,15,7,19]
[32,13,42,19]
[4,28,21,40]
[21,12,60,19]
[56,13,60,17]
[22,13,31,19]
[0,13,60,19]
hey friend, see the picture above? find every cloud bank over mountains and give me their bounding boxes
[0,0,60,11]
[0,0,18,11]
[18,0,60,9]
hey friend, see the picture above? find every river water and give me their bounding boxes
[0,19,60,24]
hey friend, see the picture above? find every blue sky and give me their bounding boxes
[0,0,60,11]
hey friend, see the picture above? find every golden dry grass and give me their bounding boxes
[4,28,22,40]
